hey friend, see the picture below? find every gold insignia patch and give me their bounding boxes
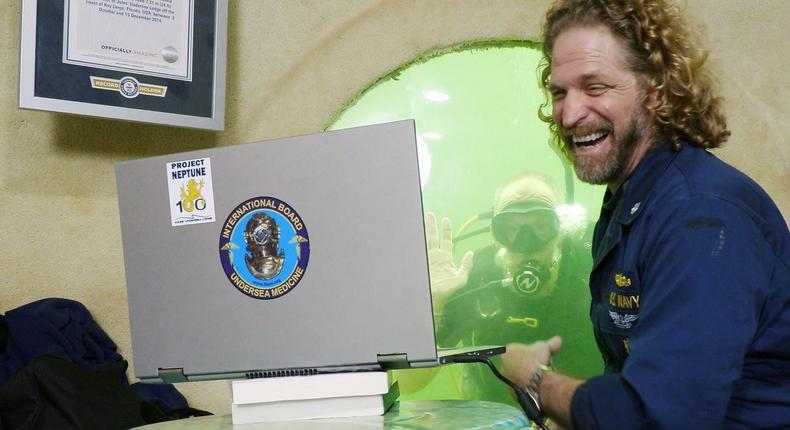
[615,273,632,288]
[623,338,631,354]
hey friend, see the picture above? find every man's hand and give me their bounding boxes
[501,336,563,389]
[503,337,582,429]
[425,212,474,313]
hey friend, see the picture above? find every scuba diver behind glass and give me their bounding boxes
[428,173,600,404]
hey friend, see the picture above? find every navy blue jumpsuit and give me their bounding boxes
[570,144,790,429]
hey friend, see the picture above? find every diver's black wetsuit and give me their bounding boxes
[435,238,601,404]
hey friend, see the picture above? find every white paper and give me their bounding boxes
[64,0,194,80]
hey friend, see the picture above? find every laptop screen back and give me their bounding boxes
[116,120,439,382]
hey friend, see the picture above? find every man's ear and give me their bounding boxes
[645,89,660,110]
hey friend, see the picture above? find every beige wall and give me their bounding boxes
[1,0,788,415]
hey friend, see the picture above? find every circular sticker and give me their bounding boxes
[119,76,140,98]
[161,46,180,63]
[219,197,309,300]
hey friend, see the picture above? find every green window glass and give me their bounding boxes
[328,41,604,404]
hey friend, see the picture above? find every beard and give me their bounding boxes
[563,105,652,185]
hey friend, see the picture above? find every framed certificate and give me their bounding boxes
[19,0,228,130]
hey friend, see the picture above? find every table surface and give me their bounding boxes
[134,400,536,429]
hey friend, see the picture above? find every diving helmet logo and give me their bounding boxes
[243,213,285,280]
[219,197,309,300]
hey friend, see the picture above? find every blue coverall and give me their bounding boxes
[570,143,790,429]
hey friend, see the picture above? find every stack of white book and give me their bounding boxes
[231,371,399,424]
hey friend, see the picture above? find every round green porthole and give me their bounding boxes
[327,41,605,404]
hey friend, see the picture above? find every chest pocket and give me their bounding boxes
[596,269,641,366]
[602,270,641,329]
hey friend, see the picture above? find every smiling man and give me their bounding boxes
[549,23,655,189]
[501,1,790,429]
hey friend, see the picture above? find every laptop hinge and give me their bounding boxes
[377,353,409,369]
[158,367,188,383]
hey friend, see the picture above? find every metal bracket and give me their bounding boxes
[376,353,409,369]
[158,367,188,383]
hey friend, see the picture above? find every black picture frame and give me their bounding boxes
[19,0,228,130]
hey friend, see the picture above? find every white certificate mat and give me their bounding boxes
[64,0,194,81]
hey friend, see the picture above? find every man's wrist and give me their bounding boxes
[526,363,553,410]
[537,370,585,428]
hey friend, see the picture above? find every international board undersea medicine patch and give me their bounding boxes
[218,197,310,300]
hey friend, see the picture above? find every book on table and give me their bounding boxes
[231,382,399,424]
[230,371,399,424]
[231,371,390,403]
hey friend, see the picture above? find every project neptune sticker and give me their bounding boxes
[166,157,216,226]
[219,197,310,300]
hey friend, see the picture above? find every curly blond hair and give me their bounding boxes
[539,0,730,151]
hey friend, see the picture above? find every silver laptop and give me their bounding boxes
[115,120,503,383]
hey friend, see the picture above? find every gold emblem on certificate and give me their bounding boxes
[90,76,168,98]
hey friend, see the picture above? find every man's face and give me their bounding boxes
[549,25,655,187]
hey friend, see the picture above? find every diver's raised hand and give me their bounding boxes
[425,212,474,314]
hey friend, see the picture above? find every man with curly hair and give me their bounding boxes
[501,0,790,428]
